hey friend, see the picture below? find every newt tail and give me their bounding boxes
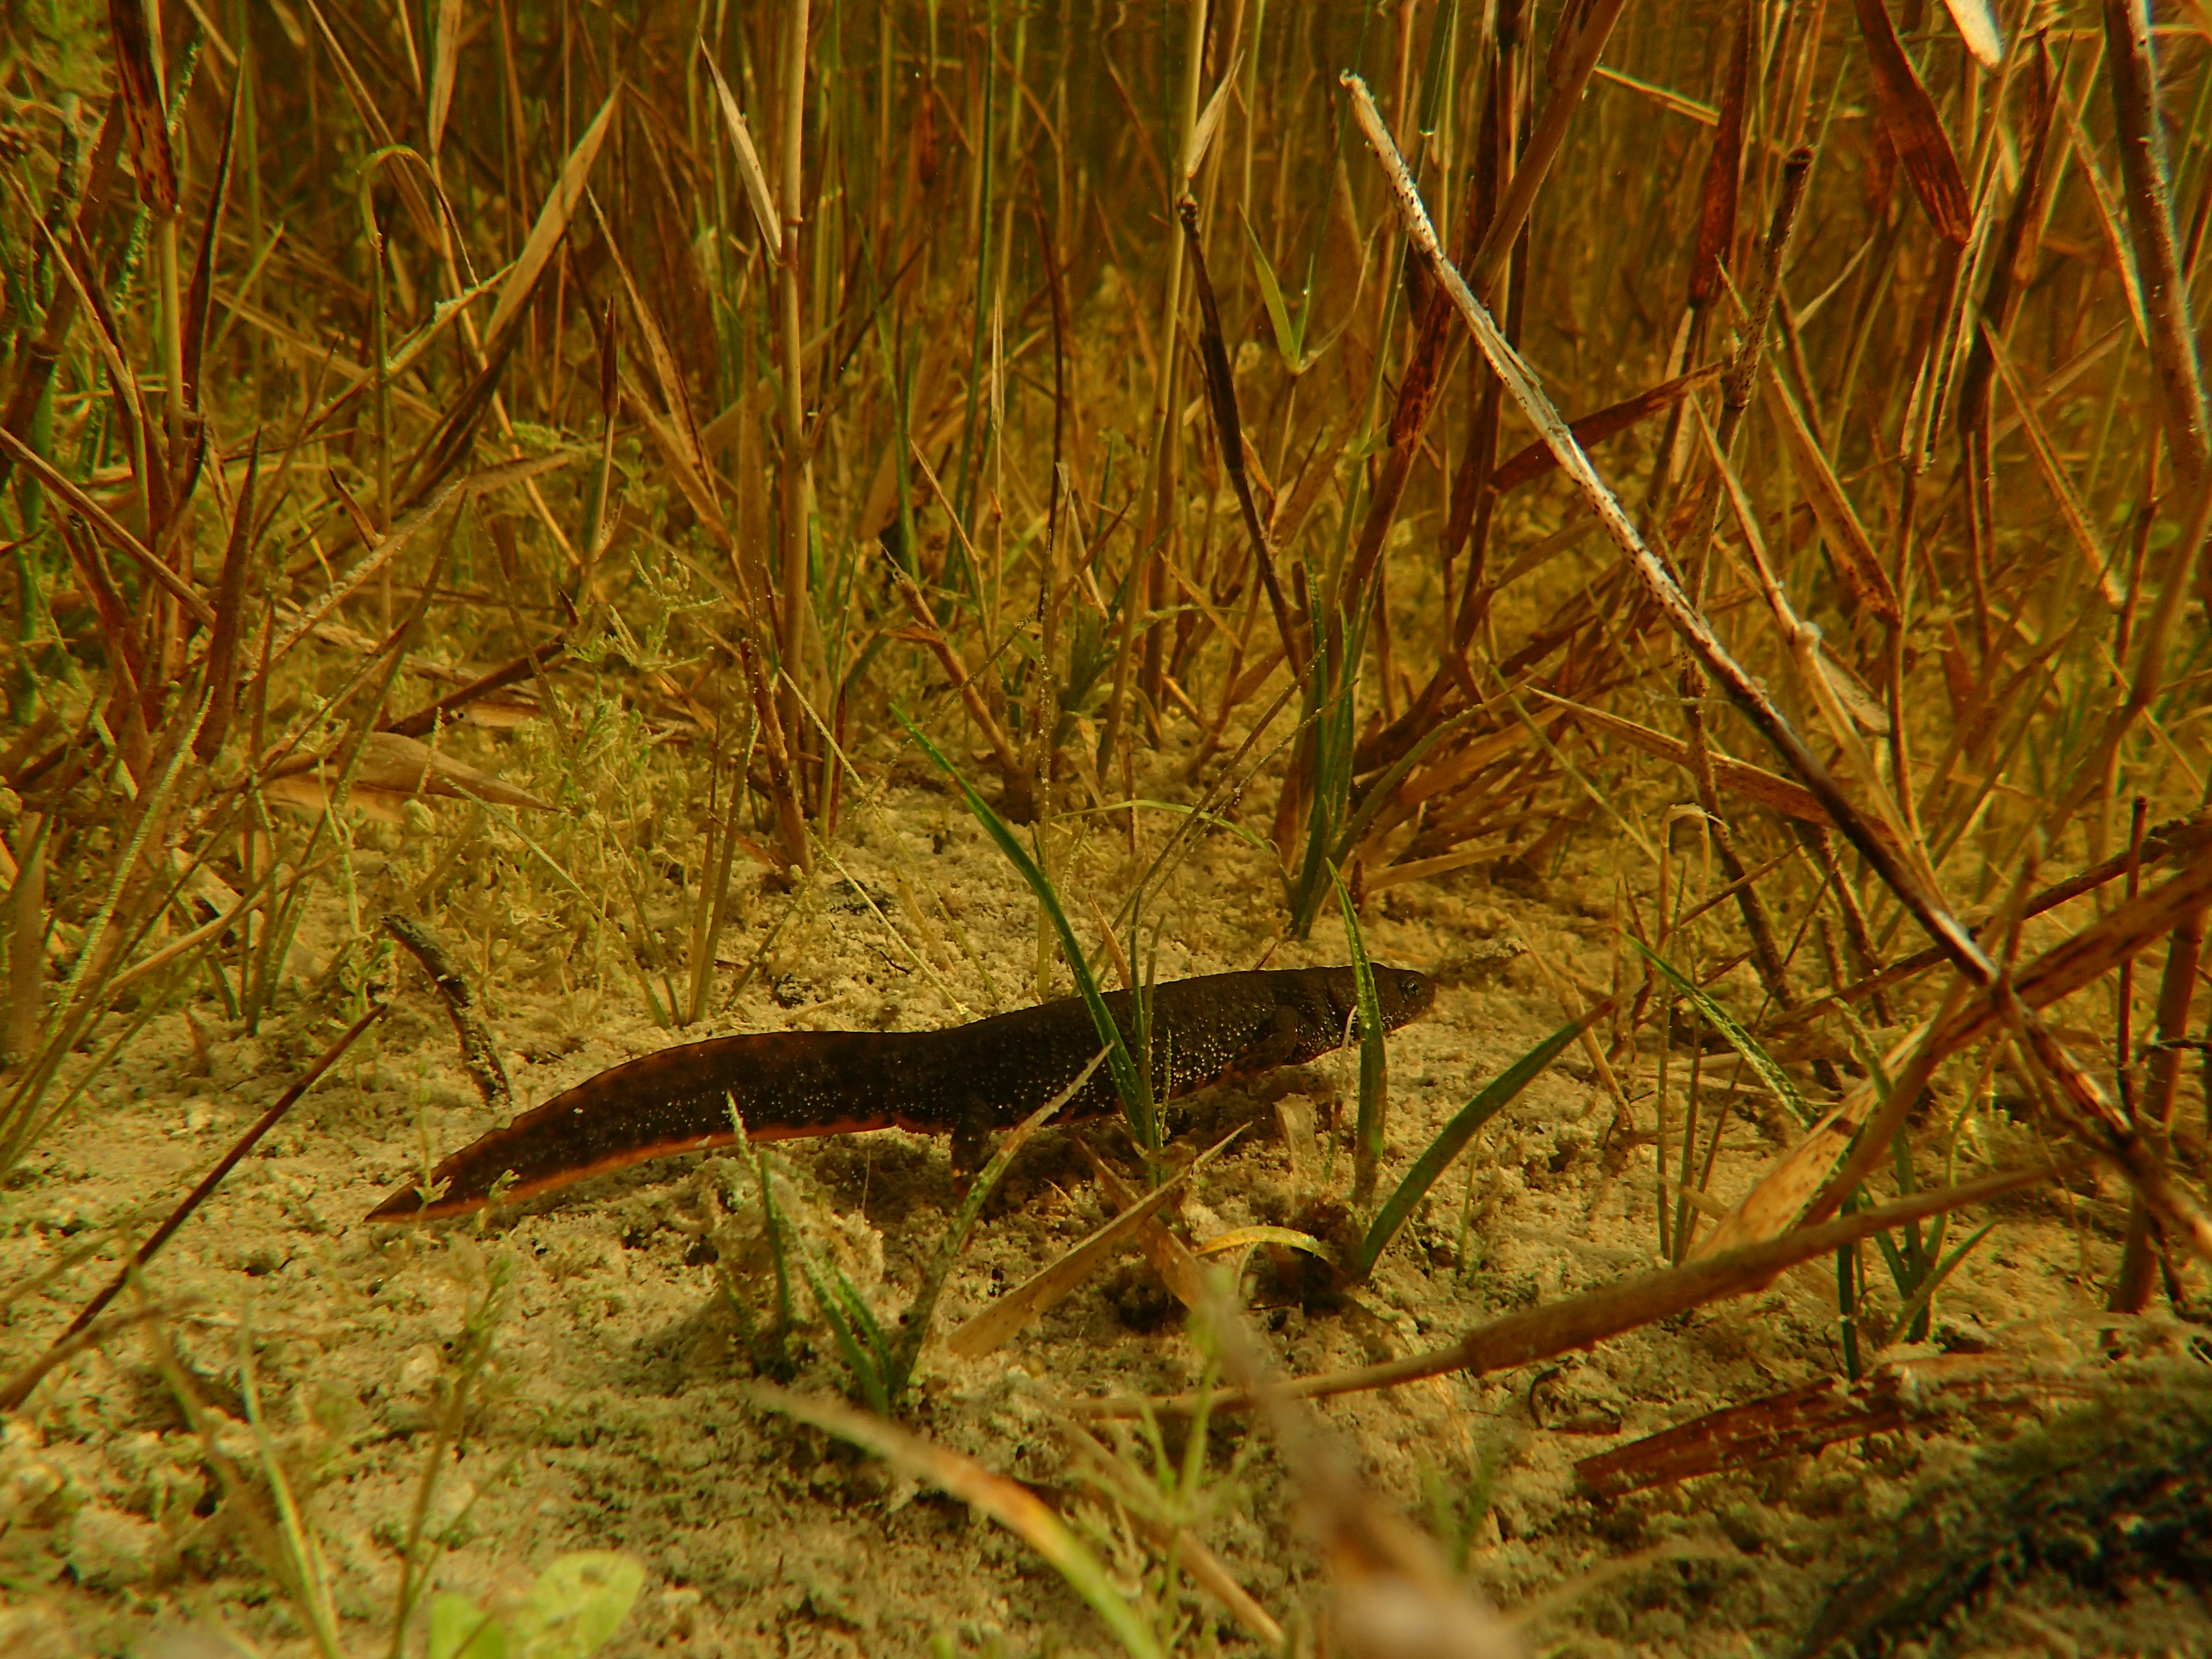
[368,965,1433,1222]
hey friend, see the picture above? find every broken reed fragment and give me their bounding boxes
[383,914,511,1110]
[1575,1354,2041,1499]
[369,966,1435,1221]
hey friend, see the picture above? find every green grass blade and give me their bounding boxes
[1871,1225,1914,1299]
[1884,1220,1998,1343]
[1055,798,1273,854]
[1287,610,1364,937]
[1238,204,1307,367]
[886,1048,1108,1393]
[832,1261,890,1360]
[1630,938,1817,1127]
[753,1147,797,1336]
[755,1385,1168,1659]
[792,1234,890,1415]
[1353,1010,1597,1280]
[1332,862,1387,1205]
[897,710,1149,1143]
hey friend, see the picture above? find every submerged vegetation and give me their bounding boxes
[1,0,2209,1650]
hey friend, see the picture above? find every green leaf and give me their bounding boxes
[1333,862,1388,1204]
[510,1552,647,1659]
[1239,205,1309,367]
[1353,1010,1597,1279]
[1885,1220,1998,1342]
[1630,938,1817,1127]
[832,1261,891,1359]
[793,1228,891,1414]
[1288,608,1366,937]
[430,1596,507,1659]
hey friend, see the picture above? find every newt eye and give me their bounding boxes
[1384,969,1436,1019]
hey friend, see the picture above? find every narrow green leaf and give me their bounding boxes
[1056,798,1273,854]
[1332,862,1388,1205]
[1238,205,1308,367]
[1288,608,1365,936]
[1631,938,1817,1127]
[1871,1225,1915,1299]
[1885,1220,1998,1341]
[897,711,1149,1143]
[796,1241,890,1415]
[754,1147,795,1334]
[832,1261,890,1359]
[1354,1010,1597,1279]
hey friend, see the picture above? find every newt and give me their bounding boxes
[367,965,1434,1222]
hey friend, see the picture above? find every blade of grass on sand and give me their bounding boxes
[1630,938,1816,1128]
[1882,1218,1999,1345]
[1352,1010,1598,1281]
[1331,863,1389,1205]
[750,1149,799,1354]
[948,1129,1239,1360]
[754,1386,1167,1659]
[888,1050,1109,1388]
[790,1230,893,1414]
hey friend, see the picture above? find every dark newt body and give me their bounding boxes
[368,966,1432,1222]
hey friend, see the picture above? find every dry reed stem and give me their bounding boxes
[1705,839,2212,1254]
[1075,1164,2059,1420]
[1344,72,2212,1265]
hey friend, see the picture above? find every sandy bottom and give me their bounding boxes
[3,773,2207,1657]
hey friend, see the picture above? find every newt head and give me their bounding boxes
[1312,964,1434,1038]
[1366,965,1437,1032]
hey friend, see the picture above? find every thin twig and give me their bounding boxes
[383,914,510,1110]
